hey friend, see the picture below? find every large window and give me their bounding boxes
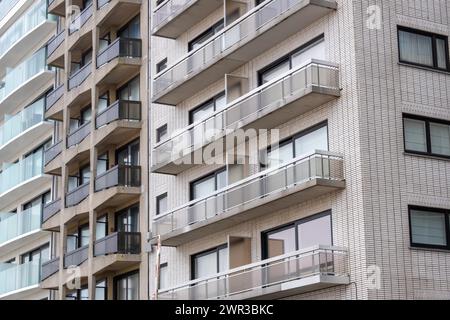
[95,279,107,300]
[21,243,50,264]
[117,15,140,39]
[188,20,224,52]
[116,139,140,166]
[116,204,139,233]
[156,193,167,216]
[190,168,227,201]
[189,92,226,124]
[398,27,449,71]
[262,211,332,259]
[114,271,139,300]
[66,286,89,300]
[403,115,450,158]
[67,224,89,252]
[409,206,450,250]
[191,245,228,280]
[117,76,140,101]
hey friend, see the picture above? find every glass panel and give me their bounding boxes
[261,60,290,84]
[266,226,296,258]
[192,176,215,200]
[95,280,106,300]
[157,194,167,215]
[96,216,107,240]
[159,265,168,289]
[98,94,109,113]
[97,153,108,175]
[190,101,214,124]
[294,125,328,157]
[80,288,89,300]
[127,273,139,300]
[267,141,294,169]
[411,209,447,246]
[430,122,450,156]
[291,38,326,67]
[436,38,447,69]
[194,251,218,279]
[399,30,433,67]
[218,247,228,272]
[297,215,332,249]
[118,16,140,39]
[216,170,227,190]
[79,226,90,247]
[66,234,78,252]
[404,118,427,152]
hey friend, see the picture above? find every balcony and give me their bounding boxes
[66,122,91,165]
[94,100,141,147]
[96,37,142,86]
[152,0,337,105]
[67,121,91,148]
[0,261,40,300]
[159,245,349,300]
[48,0,66,16]
[96,0,141,33]
[47,29,65,68]
[0,0,20,23]
[93,165,141,210]
[152,0,222,39]
[44,140,63,175]
[45,84,65,121]
[64,245,89,268]
[68,62,92,91]
[0,97,52,164]
[93,232,141,274]
[0,0,56,75]
[69,2,93,35]
[65,182,90,208]
[153,59,340,175]
[154,151,345,246]
[40,257,60,290]
[0,205,42,256]
[0,48,54,118]
[41,199,61,231]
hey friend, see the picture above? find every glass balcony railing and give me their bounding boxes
[153,0,191,30]
[0,204,42,245]
[0,0,50,58]
[0,0,20,22]
[158,245,348,300]
[68,3,93,35]
[97,0,111,9]
[0,97,45,147]
[0,261,41,295]
[0,149,44,195]
[0,48,50,102]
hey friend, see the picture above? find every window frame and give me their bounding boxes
[190,244,228,280]
[156,192,168,216]
[115,203,140,233]
[113,270,139,300]
[156,58,168,73]
[188,19,224,52]
[156,124,168,143]
[189,167,227,201]
[188,91,225,125]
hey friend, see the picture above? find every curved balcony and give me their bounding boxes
[154,151,345,246]
[41,198,61,232]
[0,97,52,164]
[0,261,40,300]
[159,245,349,300]
[152,60,340,175]
[45,84,65,121]
[47,29,65,68]
[152,0,337,105]
[152,0,222,39]
[96,0,141,33]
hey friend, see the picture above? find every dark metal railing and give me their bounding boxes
[65,182,90,207]
[44,140,62,165]
[69,2,93,35]
[97,0,110,9]
[94,232,141,256]
[41,257,60,280]
[94,165,141,192]
[64,245,88,268]
[67,121,91,148]
[47,29,65,57]
[42,198,62,222]
[96,37,142,68]
[68,61,92,90]
[95,100,141,128]
[45,84,64,111]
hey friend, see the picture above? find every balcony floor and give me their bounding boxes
[94,120,141,148]
[0,229,48,258]
[96,57,141,88]
[92,186,141,211]
[93,254,141,275]
[96,0,141,33]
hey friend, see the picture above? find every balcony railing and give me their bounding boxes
[153,0,190,30]
[0,97,45,148]
[0,0,20,22]
[154,151,344,236]
[69,3,93,35]
[153,60,340,167]
[153,0,318,97]
[46,84,64,111]
[41,257,59,280]
[96,37,142,68]
[96,100,141,128]
[0,149,44,195]
[97,0,110,9]
[0,205,41,246]
[159,245,348,299]
[95,165,141,192]
[0,261,40,295]
[47,29,65,57]
[42,198,61,223]
[65,182,90,207]
[68,61,92,90]
[64,245,88,268]
[44,140,63,165]
[67,121,91,148]
[94,232,141,256]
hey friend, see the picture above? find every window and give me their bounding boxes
[263,122,328,169]
[156,124,168,143]
[23,191,51,211]
[117,15,140,39]
[191,245,228,280]
[409,206,450,250]
[66,286,89,300]
[95,279,107,300]
[258,35,325,85]
[189,92,226,124]
[156,58,167,73]
[403,115,450,158]
[67,163,90,192]
[156,193,167,215]
[190,168,227,201]
[188,20,224,51]
[114,271,139,300]
[262,211,332,259]
[97,153,108,175]
[116,204,139,232]
[98,93,110,114]
[67,224,89,252]
[398,27,449,71]
[21,243,50,264]
[117,76,140,101]
[96,215,107,240]
[116,139,140,165]
[159,263,168,289]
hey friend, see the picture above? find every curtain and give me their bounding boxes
[399,30,433,66]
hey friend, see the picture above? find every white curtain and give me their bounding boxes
[411,210,446,246]
[430,122,450,156]
[404,118,427,152]
[399,30,433,66]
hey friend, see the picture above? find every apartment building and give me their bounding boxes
[39,0,149,300]
[0,0,56,300]
[149,0,450,300]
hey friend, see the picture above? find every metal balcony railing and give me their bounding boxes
[42,198,61,223]
[47,29,65,57]
[69,3,93,35]
[95,165,141,192]
[159,245,348,300]
[96,100,141,128]
[152,0,192,30]
[97,0,110,9]
[96,37,142,68]
[0,205,42,245]
[41,257,59,280]
[94,232,141,256]
[67,121,91,148]
[46,84,64,111]
[0,261,40,295]
[44,140,62,165]
[64,245,88,268]
[154,151,344,236]
[153,59,340,167]
[68,61,92,90]
[65,182,90,207]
